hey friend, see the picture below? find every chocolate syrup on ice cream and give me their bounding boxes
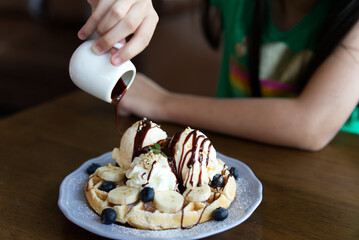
[129,123,227,229]
[132,119,156,160]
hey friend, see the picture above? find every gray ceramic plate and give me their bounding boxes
[58,152,262,240]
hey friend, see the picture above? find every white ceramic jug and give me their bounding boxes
[69,40,136,103]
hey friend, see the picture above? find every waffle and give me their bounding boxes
[85,159,236,230]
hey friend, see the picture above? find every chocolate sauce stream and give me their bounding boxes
[111,78,127,133]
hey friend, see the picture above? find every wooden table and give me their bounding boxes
[1,91,358,240]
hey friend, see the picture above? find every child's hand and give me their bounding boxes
[78,0,159,66]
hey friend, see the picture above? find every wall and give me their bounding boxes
[0,0,221,117]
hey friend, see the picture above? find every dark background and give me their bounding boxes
[0,0,221,118]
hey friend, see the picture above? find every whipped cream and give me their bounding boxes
[126,152,177,191]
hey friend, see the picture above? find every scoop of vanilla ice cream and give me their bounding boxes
[173,127,218,187]
[126,152,177,191]
[207,156,222,180]
[115,119,167,169]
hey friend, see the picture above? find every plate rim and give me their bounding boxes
[58,152,262,240]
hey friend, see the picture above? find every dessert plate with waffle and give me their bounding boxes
[58,119,262,239]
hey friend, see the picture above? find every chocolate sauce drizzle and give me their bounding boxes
[132,119,155,160]
[181,205,208,229]
[132,127,213,193]
[212,192,222,202]
[178,130,212,188]
[141,161,157,187]
[163,130,184,191]
[130,119,164,187]
[130,125,218,228]
[154,129,214,193]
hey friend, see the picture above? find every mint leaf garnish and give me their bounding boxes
[149,144,166,157]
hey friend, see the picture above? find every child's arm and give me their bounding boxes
[119,20,359,151]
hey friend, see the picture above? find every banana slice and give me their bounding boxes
[108,186,140,205]
[154,190,184,213]
[183,185,211,202]
[95,164,125,182]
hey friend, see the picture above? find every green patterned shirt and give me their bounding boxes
[211,0,359,134]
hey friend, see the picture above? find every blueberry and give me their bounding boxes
[99,181,117,192]
[140,187,155,202]
[211,174,220,187]
[217,175,224,188]
[211,174,224,188]
[212,207,228,221]
[101,208,117,225]
[86,163,100,175]
[229,167,239,179]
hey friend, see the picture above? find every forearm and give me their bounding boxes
[121,38,359,150]
[162,93,336,151]
[160,29,359,151]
